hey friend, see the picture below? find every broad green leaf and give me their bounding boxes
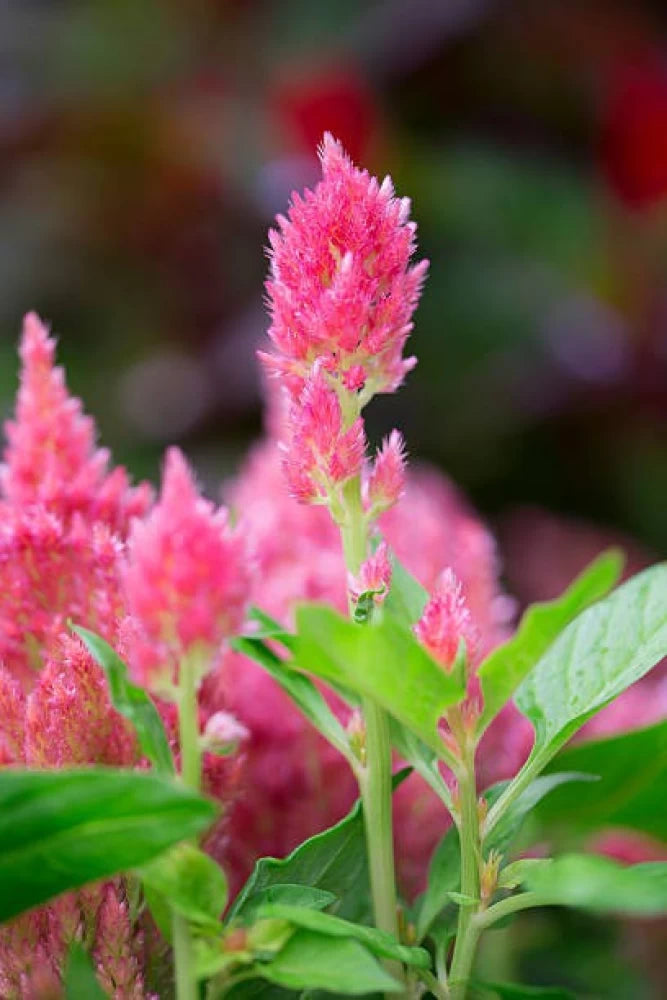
[229,770,410,926]
[488,564,667,837]
[390,719,457,807]
[383,551,429,628]
[256,929,401,993]
[476,551,622,735]
[254,904,430,968]
[246,607,296,647]
[0,768,217,922]
[238,885,336,922]
[483,773,597,857]
[473,982,576,1000]
[65,943,108,999]
[521,854,667,916]
[416,826,460,941]
[231,634,352,763]
[138,841,227,931]
[536,720,667,842]
[497,858,546,890]
[73,625,174,775]
[292,604,464,755]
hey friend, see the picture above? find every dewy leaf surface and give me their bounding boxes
[536,720,667,842]
[476,551,622,735]
[73,625,174,775]
[521,854,667,916]
[0,768,217,922]
[487,564,667,832]
[256,929,401,993]
[292,604,464,755]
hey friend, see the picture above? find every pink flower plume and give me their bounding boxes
[348,541,392,604]
[123,448,252,690]
[263,134,428,399]
[365,429,406,516]
[414,568,480,672]
[1,313,152,533]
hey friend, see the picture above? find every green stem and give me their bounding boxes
[475,892,544,931]
[172,655,203,1000]
[338,476,402,984]
[448,740,481,1000]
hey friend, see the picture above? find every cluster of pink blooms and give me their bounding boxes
[0,139,664,997]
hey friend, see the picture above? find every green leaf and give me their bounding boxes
[0,767,217,922]
[230,634,352,763]
[383,551,429,628]
[521,854,667,916]
[254,904,431,968]
[390,720,457,807]
[472,981,576,1000]
[256,929,401,993]
[488,564,667,837]
[230,770,410,926]
[138,841,227,931]
[238,885,337,922]
[416,826,460,941]
[292,604,464,755]
[476,551,622,735]
[65,943,108,999]
[73,625,174,775]
[536,720,667,842]
[245,607,296,647]
[484,773,597,858]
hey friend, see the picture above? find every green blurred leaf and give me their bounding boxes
[65,943,108,999]
[416,826,460,941]
[0,768,217,922]
[521,854,667,916]
[484,773,597,857]
[292,604,464,755]
[383,551,429,628]
[138,841,227,932]
[488,565,667,837]
[477,552,622,734]
[472,981,576,1000]
[237,885,336,923]
[256,929,401,993]
[537,720,667,842]
[73,625,173,775]
[231,634,352,763]
[254,904,430,968]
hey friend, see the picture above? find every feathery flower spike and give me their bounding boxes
[348,541,392,605]
[365,429,407,516]
[262,133,428,402]
[123,447,252,693]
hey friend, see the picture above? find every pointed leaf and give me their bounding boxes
[521,854,667,916]
[0,768,217,922]
[254,904,430,968]
[488,564,667,837]
[477,551,622,735]
[239,885,336,922]
[484,773,597,857]
[536,720,667,841]
[473,981,576,1000]
[73,625,174,775]
[231,634,352,763]
[383,551,429,628]
[256,929,401,993]
[138,841,227,931]
[292,604,464,755]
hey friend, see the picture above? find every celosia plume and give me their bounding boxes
[123,447,251,693]
[348,541,392,605]
[365,429,406,516]
[262,133,428,401]
[282,363,365,506]
[1,313,152,534]
[414,568,480,672]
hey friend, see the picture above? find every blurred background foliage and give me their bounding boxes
[1,1,666,994]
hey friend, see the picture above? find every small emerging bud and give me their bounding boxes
[365,430,406,517]
[346,709,366,765]
[480,850,502,904]
[201,711,249,756]
[348,541,392,608]
[414,568,479,672]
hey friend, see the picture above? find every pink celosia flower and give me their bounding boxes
[282,364,365,506]
[365,429,406,516]
[414,568,480,672]
[123,447,251,693]
[1,313,152,534]
[93,883,152,1000]
[348,541,392,604]
[261,133,428,400]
